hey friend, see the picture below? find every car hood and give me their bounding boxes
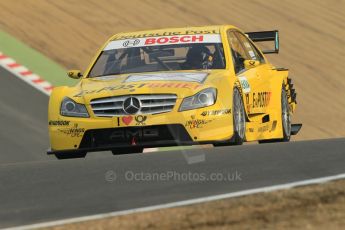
[69,70,227,104]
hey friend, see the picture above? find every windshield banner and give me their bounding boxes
[124,72,209,83]
[104,34,222,51]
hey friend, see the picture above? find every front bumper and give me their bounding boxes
[47,124,236,154]
[49,124,204,154]
[48,107,234,154]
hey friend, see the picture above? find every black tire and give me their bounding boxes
[214,88,245,146]
[54,151,87,160]
[111,147,144,155]
[259,85,291,143]
[280,86,292,141]
[232,88,246,145]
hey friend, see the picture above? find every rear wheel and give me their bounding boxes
[214,88,245,146]
[281,86,292,141]
[54,151,87,160]
[111,147,144,155]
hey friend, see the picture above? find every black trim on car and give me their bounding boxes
[47,124,236,155]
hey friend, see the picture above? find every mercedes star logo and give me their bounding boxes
[123,97,141,114]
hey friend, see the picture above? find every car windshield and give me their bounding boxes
[88,34,226,78]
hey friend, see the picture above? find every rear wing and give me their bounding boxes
[245,30,279,54]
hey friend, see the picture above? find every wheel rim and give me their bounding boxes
[234,90,245,139]
[282,90,291,137]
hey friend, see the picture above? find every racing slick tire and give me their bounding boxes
[54,151,87,160]
[259,85,291,143]
[214,88,246,146]
[111,147,144,155]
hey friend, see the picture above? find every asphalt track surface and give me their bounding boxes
[1,66,345,228]
[0,67,50,164]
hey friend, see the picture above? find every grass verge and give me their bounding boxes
[47,179,345,230]
[0,30,74,86]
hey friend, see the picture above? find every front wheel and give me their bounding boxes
[214,88,245,146]
[111,147,144,155]
[232,88,246,145]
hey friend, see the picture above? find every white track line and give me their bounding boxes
[0,52,52,96]
[4,173,345,230]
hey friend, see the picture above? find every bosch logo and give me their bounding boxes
[123,39,140,47]
[123,97,141,114]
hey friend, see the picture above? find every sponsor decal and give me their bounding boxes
[74,82,202,97]
[257,121,277,133]
[145,82,201,90]
[122,116,133,125]
[245,94,250,104]
[58,124,85,137]
[252,91,272,108]
[104,34,222,50]
[124,72,208,83]
[258,124,270,133]
[185,115,213,129]
[112,30,219,40]
[247,127,254,133]
[145,35,204,45]
[122,39,140,47]
[245,99,251,113]
[49,120,70,126]
[110,128,159,140]
[201,109,231,116]
[238,76,251,94]
[135,115,147,125]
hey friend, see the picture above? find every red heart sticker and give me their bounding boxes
[122,116,133,125]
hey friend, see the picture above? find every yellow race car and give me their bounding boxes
[48,25,302,159]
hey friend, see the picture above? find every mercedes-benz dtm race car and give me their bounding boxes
[48,25,302,159]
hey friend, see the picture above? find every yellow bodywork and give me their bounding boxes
[48,25,297,152]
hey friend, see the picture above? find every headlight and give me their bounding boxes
[179,88,217,111]
[60,97,89,117]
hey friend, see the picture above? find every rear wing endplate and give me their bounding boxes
[245,30,279,54]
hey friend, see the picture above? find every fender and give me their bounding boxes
[48,86,69,121]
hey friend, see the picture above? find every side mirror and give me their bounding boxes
[244,60,260,69]
[67,70,83,79]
